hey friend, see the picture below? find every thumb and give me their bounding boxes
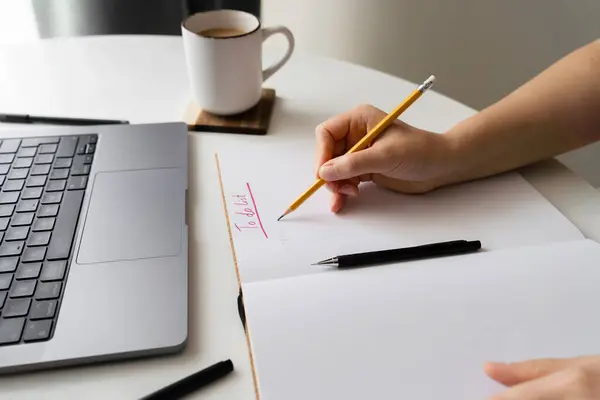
[318,147,387,181]
[484,358,577,387]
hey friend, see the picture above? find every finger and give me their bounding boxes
[325,180,359,196]
[314,111,356,173]
[490,369,570,400]
[372,175,436,194]
[315,104,387,173]
[484,358,579,387]
[319,147,388,181]
[330,192,346,213]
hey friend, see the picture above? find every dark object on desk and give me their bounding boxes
[0,114,129,126]
[184,88,276,135]
[141,359,234,400]
[238,289,247,330]
[313,240,482,268]
[31,0,261,38]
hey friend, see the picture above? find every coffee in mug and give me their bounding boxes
[182,10,295,115]
[196,27,247,38]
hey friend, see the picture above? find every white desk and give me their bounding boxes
[1,36,600,400]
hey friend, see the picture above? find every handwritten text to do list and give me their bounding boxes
[228,183,268,239]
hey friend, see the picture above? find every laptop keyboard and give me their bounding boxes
[0,134,96,346]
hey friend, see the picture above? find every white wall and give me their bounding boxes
[263,0,600,187]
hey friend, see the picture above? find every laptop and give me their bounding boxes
[0,122,189,374]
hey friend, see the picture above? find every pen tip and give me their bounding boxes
[277,214,284,221]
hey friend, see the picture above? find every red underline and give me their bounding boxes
[246,182,268,239]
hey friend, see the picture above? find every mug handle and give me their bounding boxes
[261,26,295,81]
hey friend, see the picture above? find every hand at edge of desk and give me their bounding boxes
[485,355,600,399]
[314,104,458,213]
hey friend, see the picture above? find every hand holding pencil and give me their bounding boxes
[279,75,460,218]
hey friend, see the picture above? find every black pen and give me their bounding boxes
[312,240,482,268]
[0,113,129,126]
[141,359,234,400]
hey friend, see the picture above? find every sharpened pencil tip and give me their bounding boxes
[277,208,291,221]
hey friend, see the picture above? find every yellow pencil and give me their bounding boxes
[277,75,436,221]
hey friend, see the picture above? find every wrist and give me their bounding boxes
[429,128,478,189]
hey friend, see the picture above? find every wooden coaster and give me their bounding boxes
[184,88,276,135]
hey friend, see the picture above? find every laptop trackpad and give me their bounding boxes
[77,169,184,264]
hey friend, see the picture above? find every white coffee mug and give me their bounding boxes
[182,10,295,115]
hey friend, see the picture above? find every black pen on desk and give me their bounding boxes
[313,240,482,268]
[141,359,234,400]
[0,113,129,126]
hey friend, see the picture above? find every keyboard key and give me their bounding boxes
[30,164,50,176]
[0,258,18,273]
[56,137,78,157]
[0,139,21,154]
[83,155,93,164]
[0,273,12,289]
[9,280,36,298]
[76,143,87,155]
[0,165,8,175]
[16,199,38,213]
[89,135,98,144]
[46,180,66,192]
[85,144,96,154]
[5,226,29,241]
[28,231,51,247]
[35,154,54,164]
[23,319,52,342]
[41,192,62,204]
[53,158,72,169]
[0,204,15,217]
[35,282,61,300]
[0,154,15,164]
[47,190,84,260]
[29,300,57,320]
[13,157,33,169]
[3,179,24,191]
[11,212,34,226]
[17,147,37,158]
[40,261,66,281]
[0,175,4,186]
[21,137,58,147]
[0,217,10,231]
[0,291,6,308]
[2,298,30,317]
[0,192,19,204]
[33,218,55,232]
[0,241,24,257]
[21,187,43,200]
[38,144,58,154]
[0,317,25,344]
[26,175,46,187]
[67,176,87,190]
[38,204,59,217]
[16,263,42,280]
[50,169,69,180]
[8,168,28,180]
[21,246,46,263]
[70,164,90,176]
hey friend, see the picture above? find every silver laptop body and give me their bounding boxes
[0,122,188,374]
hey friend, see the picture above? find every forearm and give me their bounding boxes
[443,39,600,185]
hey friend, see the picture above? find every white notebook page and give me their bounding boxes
[242,239,600,399]
[217,147,584,283]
